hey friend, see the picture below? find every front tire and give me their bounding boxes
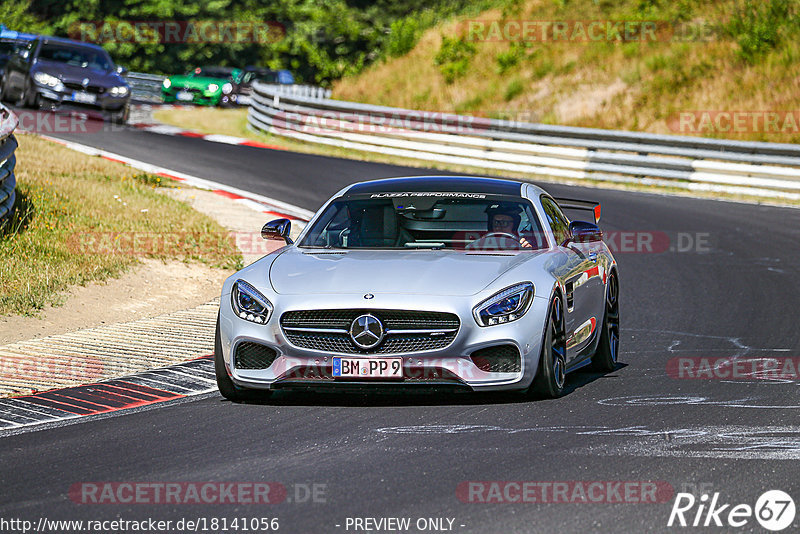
[214,313,269,402]
[110,103,129,124]
[592,271,620,371]
[530,296,567,398]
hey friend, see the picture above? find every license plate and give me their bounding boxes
[71,91,96,104]
[176,91,194,101]
[332,357,403,379]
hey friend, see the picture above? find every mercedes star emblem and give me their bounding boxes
[81,78,90,87]
[349,314,384,350]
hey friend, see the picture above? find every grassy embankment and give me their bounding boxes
[0,134,241,316]
[334,0,800,143]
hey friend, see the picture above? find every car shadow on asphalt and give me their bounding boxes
[224,362,628,407]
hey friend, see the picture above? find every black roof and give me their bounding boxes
[345,176,523,196]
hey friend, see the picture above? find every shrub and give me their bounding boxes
[434,35,477,83]
[386,17,420,57]
[724,0,797,64]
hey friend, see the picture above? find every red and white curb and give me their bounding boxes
[128,103,285,150]
[131,121,286,150]
[0,357,217,435]
[37,134,314,221]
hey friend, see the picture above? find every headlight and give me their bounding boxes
[231,280,273,324]
[473,282,534,326]
[207,83,219,93]
[33,71,63,90]
[110,86,129,96]
[222,82,233,94]
[162,78,171,89]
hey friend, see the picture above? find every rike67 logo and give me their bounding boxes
[668,490,796,531]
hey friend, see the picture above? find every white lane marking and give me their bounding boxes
[598,394,800,409]
[375,424,800,459]
[203,134,250,145]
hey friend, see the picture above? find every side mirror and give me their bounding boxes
[261,218,293,245]
[567,220,603,243]
[116,65,128,75]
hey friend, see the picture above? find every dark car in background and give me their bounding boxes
[0,26,36,81]
[235,67,294,105]
[0,35,131,123]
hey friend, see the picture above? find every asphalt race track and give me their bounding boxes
[2,124,800,533]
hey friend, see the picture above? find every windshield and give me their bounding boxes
[38,43,113,71]
[0,41,16,56]
[299,195,546,251]
[191,67,237,80]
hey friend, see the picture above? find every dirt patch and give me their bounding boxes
[0,258,231,345]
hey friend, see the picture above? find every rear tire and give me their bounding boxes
[530,296,567,398]
[214,313,270,402]
[592,271,619,371]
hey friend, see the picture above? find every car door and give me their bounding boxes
[540,196,602,361]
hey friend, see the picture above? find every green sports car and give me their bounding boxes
[161,66,243,106]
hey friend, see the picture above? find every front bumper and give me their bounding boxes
[161,88,221,106]
[219,291,549,393]
[33,82,129,112]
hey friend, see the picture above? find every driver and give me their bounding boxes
[487,206,533,248]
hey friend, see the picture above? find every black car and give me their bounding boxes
[0,27,36,80]
[234,67,294,105]
[0,36,130,123]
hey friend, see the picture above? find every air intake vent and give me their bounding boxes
[470,345,521,373]
[235,342,278,369]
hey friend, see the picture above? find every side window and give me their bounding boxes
[540,197,570,245]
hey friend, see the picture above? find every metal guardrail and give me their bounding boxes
[255,84,332,100]
[0,104,18,223]
[125,72,165,103]
[247,81,800,201]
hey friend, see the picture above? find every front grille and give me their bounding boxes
[470,345,521,373]
[281,309,459,354]
[63,83,104,94]
[235,342,278,369]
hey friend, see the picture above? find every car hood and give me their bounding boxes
[34,60,123,87]
[167,75,227,89]
[268,248,541,296]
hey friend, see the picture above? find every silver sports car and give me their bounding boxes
[215,176,619,400]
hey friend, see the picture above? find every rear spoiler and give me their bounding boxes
[554,198,601,224]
